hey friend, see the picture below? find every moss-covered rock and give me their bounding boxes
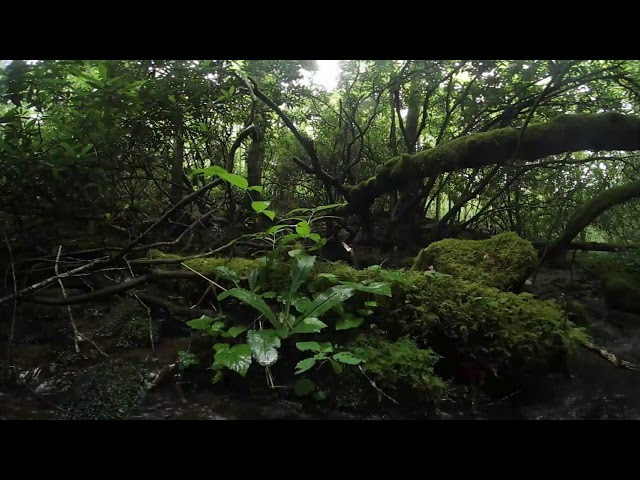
[412,232,538,291]
[95,299,159,348]
[348,335,447,399]
[61,361,145,419]
[174,256,585,389]
[602,272,640,314]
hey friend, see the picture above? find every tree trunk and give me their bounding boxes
[546,179,640,258]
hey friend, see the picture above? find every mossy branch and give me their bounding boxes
[347,113,640,213]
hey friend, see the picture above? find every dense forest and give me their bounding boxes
[1,60,639,420]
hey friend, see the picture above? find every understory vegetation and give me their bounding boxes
[1,59,639,418]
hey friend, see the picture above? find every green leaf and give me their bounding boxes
[280,233,299,245]
[213,343,229,353]
[295,358,317,375]
[248,269,260,292]
[296,341,322,352]
[290,255,316,296]
[213,343,252,376]
[247,185,263,193]
[339,281,392,297]
[288,249,302,257]
[296,221,311,238]
[187,315,217,331]
[332,352,362,365]
[378,269,412,286]
[319,342,334,353]
[287,207,312,215]
[219,172,249,190]
[311,202,347,213]
[247,330,280,366]
[266,224,292,235]
[262,210,276,221]
[191,165,227,179]
[300,285,355,321]
[209,322,227,335]
[290,294,312,313]
[221,325,246,338]
[213,266,241,285]
[105,212,111,221]
[329,359,343,374]
[365,301,378,307]
[218,288,276,327]
[309,233,322,243]
[251,201,270,213]
[97,63,108,81]
[168,95,176,103]
[313,390,327,401]
[78,144,93,157]
[336,314,364,331]
[294,378,316,396]
[316,273,339,282]
[293,317,327,334]
[212,371,224,384]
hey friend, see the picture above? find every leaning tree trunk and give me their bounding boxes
[545,179,640,259]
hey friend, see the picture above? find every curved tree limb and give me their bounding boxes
[347,112,640,213]
[545,178,640,258]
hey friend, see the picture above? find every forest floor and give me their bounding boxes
[1,262,639,420]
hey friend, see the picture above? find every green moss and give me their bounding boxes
[183,256,261,276]
[412,232,538,290]
[349,335,447,399]
[62,361,145,419]
[602,272,640,314]
[148,249,182,260]
[95,299,159,348]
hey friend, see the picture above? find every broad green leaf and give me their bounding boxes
[336,314,364,331]
[295,357,317,375]
[339,281,392,297]
[296,341,322,352]
[219,172,249,190]
[209,322,227,335]
[378,269,412,286]
[212,371,224,384]
[292,317,327,334]
[251,201,270,213]
[290,294,312,313]
[213,343,252,376]
[319,342,334,353]
[330,360,343,374]
[168,95,176,103]
[248,269,260,292]
[221,325,246,338]
[187,315,217,330]
[290,255,316,295]
[300,285,354,321]
[309,233,322,243]
[218,288,276,327]
[213,266,241,285]
[332,352,362,365]
[78,144,93,157]
[262,210,276,221]
[294,378,316,396]
[288,249,302,257]
[311,202,347,213]
[280,233,299,245]
[97,63,108,81]
[266,224,292,234]
[247,330,281,366]
[247,185,263,193]
[296,221,311,238]
[213,343,229,352]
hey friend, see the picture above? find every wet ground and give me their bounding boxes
[2,266,639,420]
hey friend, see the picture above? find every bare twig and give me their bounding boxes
[133,292,156,355]
[358,365,400,405]
[55,246,80,353]
[4,232,18,374]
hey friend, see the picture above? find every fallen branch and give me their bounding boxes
[55,246,80,353]
[582,341,639,371]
